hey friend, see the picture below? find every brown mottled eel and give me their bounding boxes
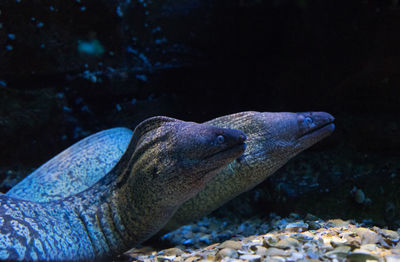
[163,111,335,232]
[5,111,334,259]
[0,116,247,261]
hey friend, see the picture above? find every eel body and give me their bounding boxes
[6,128,133,202]
[5,111,334,259]
[0,116,246,261]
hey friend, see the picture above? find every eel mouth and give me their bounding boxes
[204,142,247,162]
[298,120,335,142]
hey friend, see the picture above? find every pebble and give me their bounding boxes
[264,247,289,257]
[386,255,400,262]
[284,221,308,232]
[273,237,300,249]
[161,247,185,256]
[216,248,238,259]
[354,227,380,244]
[253,246,267,256]
[378,228,399,242]
[219,240,242,250]
[239,254,261,262]
[127,213,400,262]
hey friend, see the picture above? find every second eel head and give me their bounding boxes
[237,111,335,169]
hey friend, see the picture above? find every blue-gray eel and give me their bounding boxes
[3,111,334,260]
[0,116,247,261]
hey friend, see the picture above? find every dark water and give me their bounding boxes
[1,0,399,228]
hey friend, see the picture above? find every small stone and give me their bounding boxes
[323,235,348,247]
[304,213,320,221]
[391,248,400,255]
[305,248,320,260]
[264,248,290,257]
[285,221,308,232]
[327,219,350,227]
[325,246,351,259]
[190,225,200,233]
[218,230,234,240]
[157,255,176,261]
[359,243,377,252]
[290,233,314,242]
[386,255,400,262]
[308,221,322,230]
[184,257,198,262]
[204,243,220,251]
[237,249,253,255]
[219,240,242,250]
[263,234,279,246]
[216,248,238,259]
[287,251,304,260]
[183,231,194,239]
[289,213,300,219]
[205,254,216,260]
[254,246,268,257]
[126,246,155,257]
[162,248,185,256]
[346,252,379,261]
[379,228,400,241]
[182,239,194,245]
[220,258,240,262]
[274,237,300,249]
[268,256,286,262]
[354,227,380,244]
[242,239,263,253]
[239,254,261,262]
[199,234,212,244]
[198,226,209,233]
[345,236,362,247]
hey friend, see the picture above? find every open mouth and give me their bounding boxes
[204,142,247,161]
[298,121,335,140]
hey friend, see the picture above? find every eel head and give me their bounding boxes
[238,111,335,168]
[131,117,247,206]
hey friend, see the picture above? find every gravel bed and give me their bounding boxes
[126,213,400,261]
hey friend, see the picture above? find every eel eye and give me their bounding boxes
[216,135,225,144]
[304,117,313,125]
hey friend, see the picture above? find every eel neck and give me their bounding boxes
[68,135,176,258]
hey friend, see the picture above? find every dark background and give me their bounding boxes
[1,0,399,227]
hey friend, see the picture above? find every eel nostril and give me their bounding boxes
[239,134,247,143]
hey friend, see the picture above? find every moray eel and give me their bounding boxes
[163,111,335,231]
[6,111,334,252]
[0,116,247,261]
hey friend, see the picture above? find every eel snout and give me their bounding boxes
[297,112,335,141]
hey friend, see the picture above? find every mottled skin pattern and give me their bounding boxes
[6,111,334,257]
[0,116,247,261]
[7,128,133,202]
[163,111,335,231]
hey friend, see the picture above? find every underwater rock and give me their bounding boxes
[219,240,242,250]
[216,248,239,259]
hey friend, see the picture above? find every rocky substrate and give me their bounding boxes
[125,214,400,262]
